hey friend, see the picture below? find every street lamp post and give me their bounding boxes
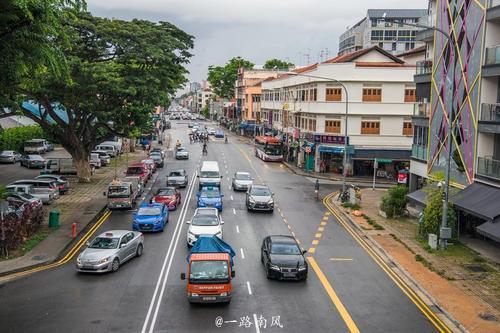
[286,72,349,194]
[385,13,455,249]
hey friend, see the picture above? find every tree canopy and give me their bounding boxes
[207,57,253,99]
[263,58,294,70]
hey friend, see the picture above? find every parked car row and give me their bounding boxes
[6,175,69,205]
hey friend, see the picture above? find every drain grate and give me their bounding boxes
[479,313,498,322]
[464,264,488,272]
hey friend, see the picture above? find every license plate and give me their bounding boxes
[203,297,216,301]
[283,273,296,278]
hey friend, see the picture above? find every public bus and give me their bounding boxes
[254,136,283,162]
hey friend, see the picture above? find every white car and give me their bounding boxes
[207,128,216,135]
[186,208,224,246]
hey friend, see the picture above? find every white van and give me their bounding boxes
[95,144,117,157]
[90,153,101,168]
[198,161,222,190]
[101,140,122,155]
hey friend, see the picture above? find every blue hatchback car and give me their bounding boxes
[132,202,169,232]
[215,130,224,138]
[196,187,224,211]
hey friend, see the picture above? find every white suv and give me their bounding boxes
[186,208,224,246]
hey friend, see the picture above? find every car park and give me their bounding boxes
[76,230,144,273]
[132,202,169,232]
[152,187,181,210]
[35,174,70,194]
[90,153,102,169]
[5,192,43,208]
[232,171,253,191]
[186,208,224,246]
[166,169,188,187]
[23,139,49,154]
[261,235,308,280]
[196,187,224,211]
[175,147,189,160]
[44,158,78,174]
[0,150,21,164]
[246,184,274,212]
[20,154,46,168]
[5,183,55,205]
[10,179,60,200]
[95,144,117,157]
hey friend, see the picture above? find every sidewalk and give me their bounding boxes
[333,189,500,333]
[0,149,148,276]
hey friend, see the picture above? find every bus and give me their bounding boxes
[254,136,283,162]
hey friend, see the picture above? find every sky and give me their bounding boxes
[87,0,427,92]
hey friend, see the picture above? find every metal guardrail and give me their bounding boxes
[480,103,500,122]
[411,144,428,161]
[477,156,500,180]
[413,102,431,117]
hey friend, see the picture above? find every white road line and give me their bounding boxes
[226,170,228,174]
[233,208,236,215]
[236,225,240,233]
[141,172,197,333]
[240,248,245,259]
[230,195,234,201]
[228,184,231,190]
[246,281,252,295]
[253,314,260,333]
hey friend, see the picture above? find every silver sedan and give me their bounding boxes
[232,171,253,191]
[76,230,144,273]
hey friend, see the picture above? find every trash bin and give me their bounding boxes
[48,210,60,229]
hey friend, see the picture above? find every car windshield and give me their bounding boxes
[177,147,185,152]
[191,215,219,226]
[0,151,14,156]
[157,189,175,196]
[28,155,44,161]
[108,186,130,198]
[235,173,251,180]
[200,190,220,198]
[13,192,35,200]
[138,207,162,216]
[127,167,144,174]
[271,243,301,255]
[190,260,228,281]
[169,171,183,177]
[200,171,219,178]
[150,153,161,157]
[251,188,271,196]
[89,237,120,249]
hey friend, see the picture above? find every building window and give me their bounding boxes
[371,30,384,41]
[392,42,397,51]
[312,88,317,101]
[404,88,416,102]
[326,88,342,101]
[378,42,383,48]
[384,30,397,40]
[362,88,382,102]
[403,122,413,136]
[305,89,309,101]
[384,19,393,27]
[325,120,341,133]
[371,19,378,27]
[361,121,380,135]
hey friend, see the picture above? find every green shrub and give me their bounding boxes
[421,186,457,239]
[342,202,360,210]
[0,125,45,152]
[380,185,409,218]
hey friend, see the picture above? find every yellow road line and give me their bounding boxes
[323,193,451,333]
[315,233,322,238]
[312,240,319,245]
[322,216,329,221]
[308,247,316,254]
[320,221,327,226]
[307,257,360,333]
[0,210,112,283]
[318,227,325,232]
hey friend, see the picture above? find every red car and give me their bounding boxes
[152,187,181,210]
[126,163,150,183]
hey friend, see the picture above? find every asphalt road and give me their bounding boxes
[0,121,438,333]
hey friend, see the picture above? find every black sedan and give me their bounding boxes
[261,235,308,281]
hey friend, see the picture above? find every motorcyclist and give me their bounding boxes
[202,142,208,154]
[225,136,228,144]
[175,139,181,149]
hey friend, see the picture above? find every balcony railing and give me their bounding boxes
[411,144,428,161]
[480,103,500,122]
[488,0,500,8]
[477,156,500,181]
[416,60,433,75]
[413,102,431,117]
[485,45,500,66]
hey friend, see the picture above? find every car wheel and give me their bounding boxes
[265,265,272,279]
[260,253,264,263]
[111,258,120,272]
[136,244,143,257]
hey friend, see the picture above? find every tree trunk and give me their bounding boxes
[74,155,92,183]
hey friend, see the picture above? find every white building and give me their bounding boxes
[196,89,213,112]
[261,46,417,177]
[339,9,427,56]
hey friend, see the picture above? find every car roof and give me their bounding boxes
[139,202,163,209]
[251,184,269,189]
[157,187,176,192]
[194,208,218,215]
[268,235,297,244]
[235,171,250,175]
[170,169,185,173]
[97,230,130,238]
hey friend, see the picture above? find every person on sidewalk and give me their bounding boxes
[320,160,326,173]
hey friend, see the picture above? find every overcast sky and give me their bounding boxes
[87,0,427,91]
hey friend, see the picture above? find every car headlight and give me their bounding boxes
[220,292,228,296]
[268,199,274,204]
[249,197,256,204]
[189,293,199,297]
[76,255,82,265]
[298,265,307,271]
[269,264,280,271]
[98,257,110,265]
[155,218,162,224]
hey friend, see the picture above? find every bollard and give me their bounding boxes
[72,223,77,238]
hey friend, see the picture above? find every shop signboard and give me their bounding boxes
[305,133,348,145]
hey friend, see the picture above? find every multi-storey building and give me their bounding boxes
[339,9,427,56]
[261,46,417,177]
[408,0,500,244]
[196,89,213,112]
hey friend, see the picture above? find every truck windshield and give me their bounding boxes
[200,171,219,178]
[25,141,44,148]
[190,260,228,282]
[127,167,144,174]
[108,186,130,198]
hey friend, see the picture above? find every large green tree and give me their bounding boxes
[207,57,253,99]
[12,10,193,181]
[263,58,294,70]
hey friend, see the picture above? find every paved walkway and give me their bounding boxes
[0,149,148,275]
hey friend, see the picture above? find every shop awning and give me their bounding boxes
[353,149,411,160]
[318,145,344,153]
[476,221,500,243]
[453,182,500,222]
[407,188,429,206]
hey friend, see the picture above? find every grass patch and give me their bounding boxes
[19,228,50,256]
[362,214,385,230]
[342,202,361,210]
[390,233,415,254]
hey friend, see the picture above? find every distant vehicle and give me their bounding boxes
[246,184,274,212]
[105,179,137,209]
[125,163,150,183]
[186,208,223,246]
[132,203,169,232]
[150,147,165,159]
[196,187,224,211]
[261,235,308,280]
[207,128,216,136]
[181,235,235,304]
[90,153,102,169]
[152,187,181,210]
[164,120,171,129]
[44,158,77,174]
[231,172,253,191]
[5,191,42,208]
[175,147,189,160]
[124,176,144,196]
[35,174,69,194]
[141,159,157,174]
[166,169,188,187]
[149,152,164,168]
[254,136,283,162]
[0,150,21,164]
[10,179,60,200]
[198,161,221,190]
[20,154,46,169]
[100,140,122,155]
[76,230,144,273]
[5,183,55,205]
[215,130,224,138]
[92,150,111,166]
[23,139,49,154]
[94,144,117,157]
[188,123,194,128]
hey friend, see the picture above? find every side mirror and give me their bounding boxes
[180,273,186,280]
[186,220,191,224]
[302,249,307,254]
[120,243,127,248]
[85,241,90,247]
[196,175,199,178]
[195,193,200,197]
[220,221,225,225]
[231,270,235,278]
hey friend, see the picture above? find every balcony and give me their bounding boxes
[487,0,500,21]
[411,144,428,161]
[477,156,500,181]
[415,60,432,83]
[479,103,500,133]
[483,45,500,77]
[413,102,431,117]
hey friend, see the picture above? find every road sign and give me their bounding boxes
[376,158,393,163]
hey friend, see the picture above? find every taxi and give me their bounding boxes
[132,202,168,232]
[195,186,224,211]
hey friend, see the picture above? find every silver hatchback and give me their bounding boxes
[76,230,144,273]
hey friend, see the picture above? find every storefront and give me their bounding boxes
[352,149,410,179]
[301,141,315,172]
[318,145,344,174]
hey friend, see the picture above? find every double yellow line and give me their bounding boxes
[0,210,112,284]
[323,193,452,333]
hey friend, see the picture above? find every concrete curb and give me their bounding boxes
[329,197,468,333]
